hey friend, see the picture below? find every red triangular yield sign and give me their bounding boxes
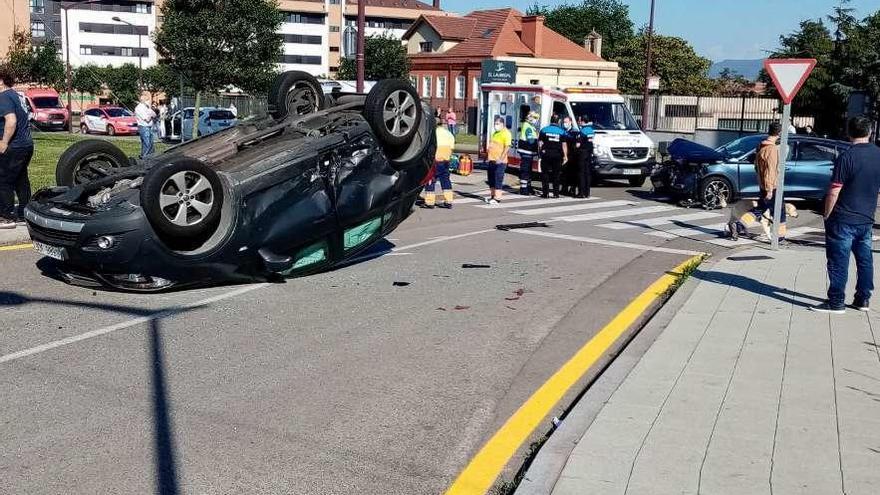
[764,58,817,105]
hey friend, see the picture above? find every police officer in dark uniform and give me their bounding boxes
[538,114,568,199]
[560,116,579,196]
[575,115,595,198]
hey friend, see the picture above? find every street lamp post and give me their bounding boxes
[641,0,656,131]
[61,0,102,133]
[356,0,366,92]
[112,16,144,90]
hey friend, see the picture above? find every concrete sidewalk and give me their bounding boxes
[535,246,880,494]
[0,225,30,246]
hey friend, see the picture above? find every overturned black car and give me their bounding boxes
[25,72,436,291]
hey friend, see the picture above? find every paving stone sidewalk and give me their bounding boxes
[552,246,880,495]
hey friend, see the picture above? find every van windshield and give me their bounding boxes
[33,96,63,109]
[571,101,640,131]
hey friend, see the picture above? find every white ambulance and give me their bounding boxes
[478,84,656,186]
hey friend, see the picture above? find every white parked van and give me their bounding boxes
[563,87,656,186]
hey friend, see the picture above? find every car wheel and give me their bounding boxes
[80,123,89,135]
[628,176,647,187]
[363,79,423,155]
[107,125,116,136]
[141,157,224,240]
[700,176,734,209]
[268,71,325,121]
[56,139,130,186]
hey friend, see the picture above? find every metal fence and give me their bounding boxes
[623,95,815,134]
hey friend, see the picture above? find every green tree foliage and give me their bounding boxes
[103,64,141,108]
[713,68,757,97]
[3,29,34,84]
[153,0,283,94]
[71,64,105,110]
[615,33,715,96]
[527,0,634,60]
[30,40,65,89]
[337,34,410,81]
[142,63,179,99]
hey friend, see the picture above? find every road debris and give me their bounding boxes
[496,221,550,231]
[462,264,491,269]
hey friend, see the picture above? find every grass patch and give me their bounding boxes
[663,255,706,299]
[28,132,168,190]
[456,133,478,146]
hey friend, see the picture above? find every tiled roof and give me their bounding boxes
[406,8,603,62]
[363,0,440,10]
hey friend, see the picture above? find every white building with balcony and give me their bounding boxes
[60,1,157,68]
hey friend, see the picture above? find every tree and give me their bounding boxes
[71,64,104,111]
[154,0,283,138]
[142,63,179,100]
[614,32,714,95]
[29,39,65,89]
[103,64,140,108]
[713,68,755,97]
[527,0,634,60]
[337,34,410,81]
[3,29,33,83]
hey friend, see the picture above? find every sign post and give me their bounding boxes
[763,58,817,250]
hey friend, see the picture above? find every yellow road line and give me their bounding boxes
[444,254,704,495]
[0,243,33,252]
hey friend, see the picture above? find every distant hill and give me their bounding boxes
[709,59,764,81]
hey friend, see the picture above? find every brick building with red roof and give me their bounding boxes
[402,8,619,131]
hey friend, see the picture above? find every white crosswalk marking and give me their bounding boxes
[475,196,600,209]
[597,211,723,230]
[554,205,680,223]
[455,194,535,205]
[512,200,638,216]
[647,222,729,239]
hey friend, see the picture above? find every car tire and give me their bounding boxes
[268,71,325,121]
[141,157,224,241]
[80,123,89,135]
[700,176,734,209]
[363,79,423,155]
[56,139,130,186]
[628,176,647,187]
[107,125,116,136]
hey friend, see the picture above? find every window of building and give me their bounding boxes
[281,34,322,45]
[422,76,432,98]
[409,75,417,88]
[284,12,325,25]
[473,77,479,99]
[78,45,148,57]
[29,0,44,14]
[80,22,148,36]
[120,47,134,57]
[31,21,45,38]
[329,46,339,52]
[455,76,465,99]
[79,46,92,55]
[344,17,410,30]
[330,26,340,32]
[135,3,148,14]
[329,0,340,4]
[279,54,322,65]
[419,41,433,53]
[436,76,446,98]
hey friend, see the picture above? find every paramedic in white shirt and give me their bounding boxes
[135,95,156,158]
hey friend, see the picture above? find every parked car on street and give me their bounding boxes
[80,106,139,136]
[28,72,434,292]
[165,106,238,142]
[23,88,70,131]
[652,134,851,204]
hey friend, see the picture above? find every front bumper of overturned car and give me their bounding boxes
[23,201,251,292]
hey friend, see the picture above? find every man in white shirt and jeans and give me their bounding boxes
[134,95,156,158]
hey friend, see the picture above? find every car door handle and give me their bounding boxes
[785,167,793,171]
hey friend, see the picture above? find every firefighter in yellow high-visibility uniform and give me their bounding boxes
[422,120,456,209]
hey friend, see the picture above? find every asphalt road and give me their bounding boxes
[0,174,827,494]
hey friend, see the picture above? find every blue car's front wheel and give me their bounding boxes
[700,176,734,209]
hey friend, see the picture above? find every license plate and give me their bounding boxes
[33,241,67,261]
[622,169,642,175]
[51,121,64,125]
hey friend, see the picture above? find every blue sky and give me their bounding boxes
[439,0,879,61]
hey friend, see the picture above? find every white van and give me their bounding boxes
[563,87,656,186]
[478,84,656,186]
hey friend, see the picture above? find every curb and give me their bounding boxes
[513,255,715,495]
[0,228,31,247]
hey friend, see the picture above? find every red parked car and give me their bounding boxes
[23,88,70,131]
[80,106,139,136]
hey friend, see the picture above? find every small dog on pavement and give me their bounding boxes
[719,197,798,241]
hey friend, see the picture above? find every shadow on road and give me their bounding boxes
[0,291,182,495]
[691,269,825,308]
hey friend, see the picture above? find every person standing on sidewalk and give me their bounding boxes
[538,114,568,199]
[135,95,156,159]
[812,116,880,314]
[516,112,540,196]
[0,68,33,229]
[445,108,457,135]
[422,120,456,209]
[754,122,787,238]
[486,116,512,205]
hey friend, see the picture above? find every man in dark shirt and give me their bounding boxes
[812,116,880,314]
[0,68,34,229]
[538,115,568,199]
